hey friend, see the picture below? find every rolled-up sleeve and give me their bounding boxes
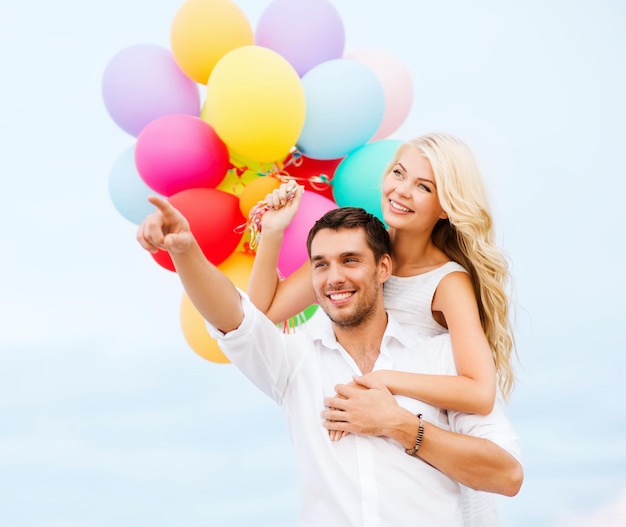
[448,399,523,464]
[431,334,523,464]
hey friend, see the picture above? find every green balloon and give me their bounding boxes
[332,139,403,223]
[278,304,320,332]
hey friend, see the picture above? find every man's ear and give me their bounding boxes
[379,254,393,283]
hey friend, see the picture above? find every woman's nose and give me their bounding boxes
[395,180,412,197]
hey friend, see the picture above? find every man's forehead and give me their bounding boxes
[310,228,368,257]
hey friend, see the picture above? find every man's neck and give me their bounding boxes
[333,310,388,374]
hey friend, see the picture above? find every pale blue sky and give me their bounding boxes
[1,1,625,526]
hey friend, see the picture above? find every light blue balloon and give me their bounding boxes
[332,139,403,223]
[297,59,384,160]
[108,145,162,225]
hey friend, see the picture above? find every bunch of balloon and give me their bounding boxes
[101,0,415,364]
[253,0,415,226]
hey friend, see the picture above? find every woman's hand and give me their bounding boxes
[260,180,304,233]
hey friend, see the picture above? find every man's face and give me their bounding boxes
[309,227,386,328]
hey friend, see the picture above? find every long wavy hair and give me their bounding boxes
[385,133,517,399]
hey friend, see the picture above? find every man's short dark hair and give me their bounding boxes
[306,207,391,262]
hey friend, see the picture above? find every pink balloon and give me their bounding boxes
[346,49,414,140]
[278,192,337,277]
[256,0,345,77]
[102,44,200,137]
[135,114,229,196]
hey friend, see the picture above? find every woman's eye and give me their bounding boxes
[418,183,431,192]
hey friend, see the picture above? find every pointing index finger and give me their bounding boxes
[147,195,179,219]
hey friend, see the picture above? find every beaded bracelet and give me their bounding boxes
[405,413,424,457]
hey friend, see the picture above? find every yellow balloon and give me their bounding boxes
[170,0,254,84]
[179,251,255,363]
[204,45,306,163]
[216,152,273,197]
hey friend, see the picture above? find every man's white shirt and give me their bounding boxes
[206,292,521,527]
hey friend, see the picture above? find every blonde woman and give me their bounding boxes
[248,133,516,416]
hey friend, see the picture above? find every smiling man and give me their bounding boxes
[137,201,523,526]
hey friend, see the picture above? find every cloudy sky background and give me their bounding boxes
[1,0,625,525]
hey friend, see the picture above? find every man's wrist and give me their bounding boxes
[383,407,423,449]
[405,414,424,457]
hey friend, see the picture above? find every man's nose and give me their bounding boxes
[327,263,345,285]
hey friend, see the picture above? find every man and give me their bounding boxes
[137,199,523,526]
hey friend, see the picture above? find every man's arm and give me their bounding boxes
[407,416,523,496]
[322,375,523,497]
[136,196,243,333]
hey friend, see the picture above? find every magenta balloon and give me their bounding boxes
[135,114,229,197]
[278,192,338,277]
[102,44,200,137]
[256,0,345,77]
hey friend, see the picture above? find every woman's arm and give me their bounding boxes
[433,271,497,413]
[369,369,495,415]
[323,376,523,496]
[247,182,317,323]
[369,271,496,415]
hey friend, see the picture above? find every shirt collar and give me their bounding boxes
[311,310,414,352]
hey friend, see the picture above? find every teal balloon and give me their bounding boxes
[332,139,403,222]
[297,59,384,160]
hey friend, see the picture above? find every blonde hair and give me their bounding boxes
[386,133,517,399]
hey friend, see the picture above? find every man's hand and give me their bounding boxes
[322,375,405,439]
[136,196,194,254]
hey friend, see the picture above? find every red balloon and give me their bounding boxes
[282,155,341,201]
[152,188,245,271]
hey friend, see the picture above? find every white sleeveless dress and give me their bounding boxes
[384,261,500,527]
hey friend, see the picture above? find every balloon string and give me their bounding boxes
[281,150,334,190]
[232,151,334,251]
[230,151,329,335]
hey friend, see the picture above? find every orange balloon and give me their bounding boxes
[218,250,255,288]
[238,176,281,218]
[180,292,230,364]
[170,0,254,84]
[179,251,255,363]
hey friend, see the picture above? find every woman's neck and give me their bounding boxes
[388,228,448,276]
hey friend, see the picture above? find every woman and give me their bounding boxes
[248,133,516,414]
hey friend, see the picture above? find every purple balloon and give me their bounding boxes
[255,0,345,77]
[102,44,200,137]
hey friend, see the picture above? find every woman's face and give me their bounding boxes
[381,147,447,233]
